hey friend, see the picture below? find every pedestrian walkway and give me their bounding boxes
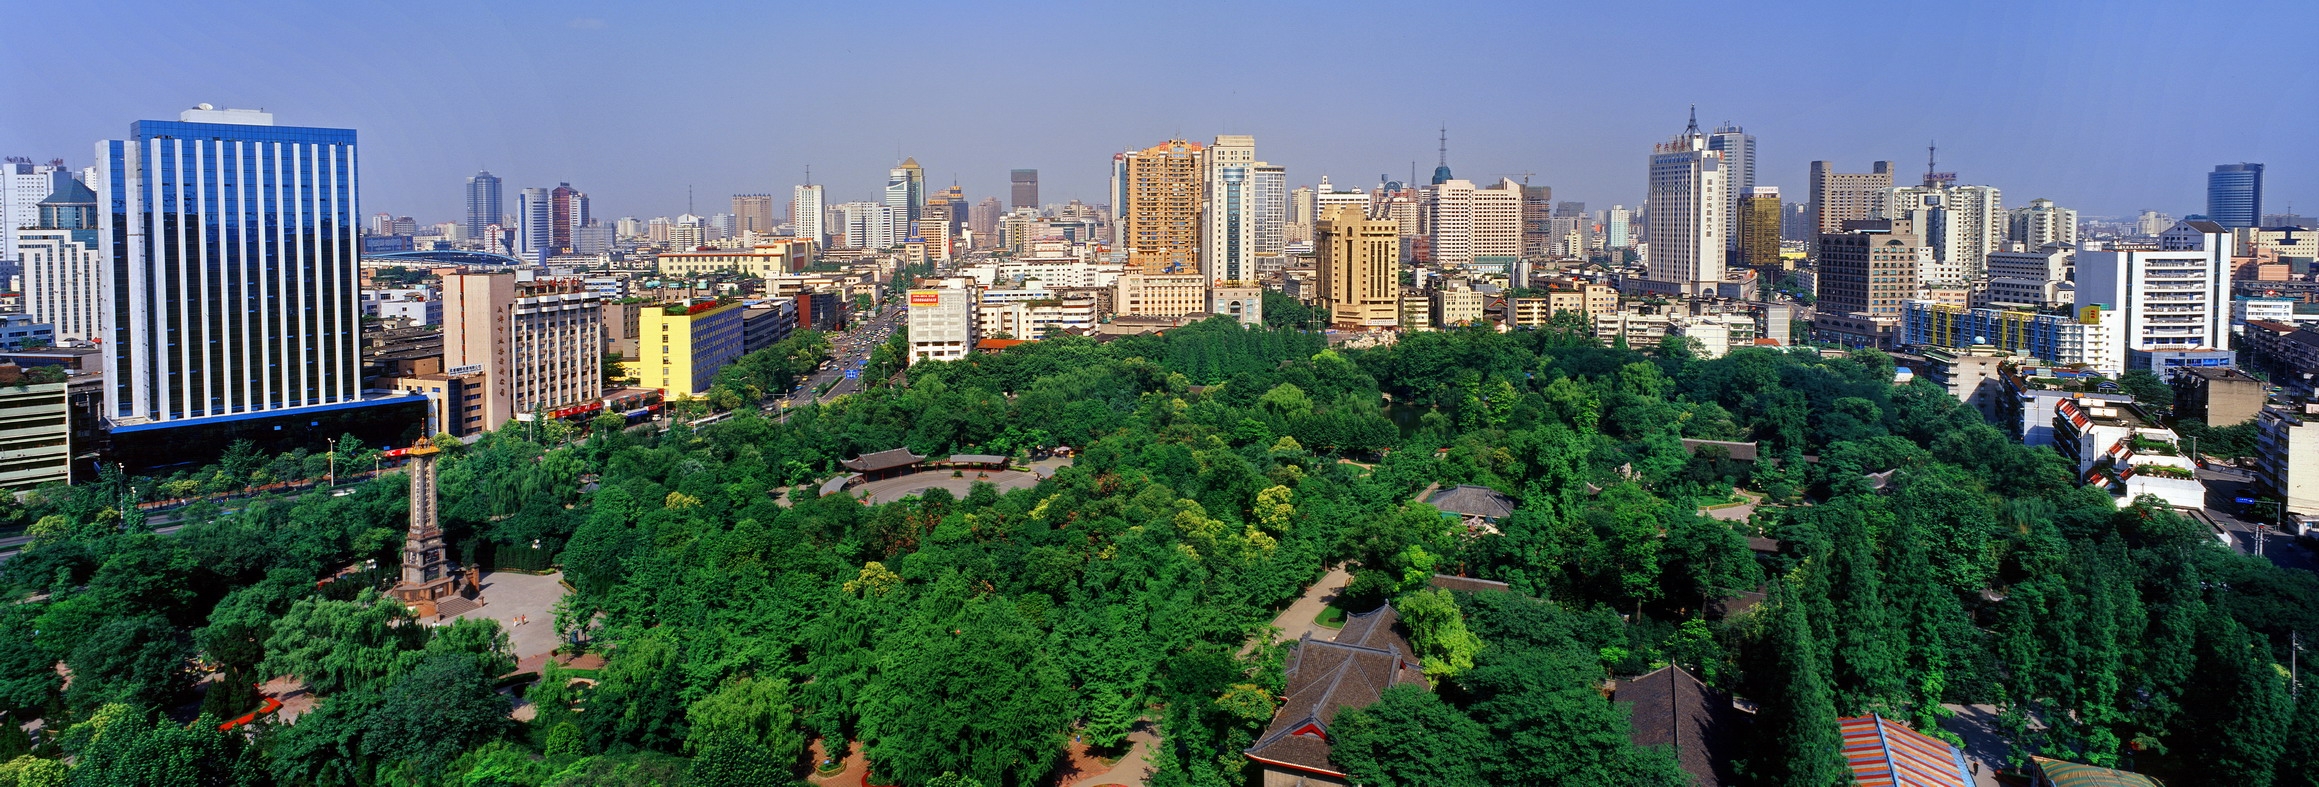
[1245,565,1351,656]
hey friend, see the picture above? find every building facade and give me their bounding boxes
[2009,198,2078,248]
[97,107,367,426]
[907,288,976,365]
[465,170,501,242]
[1735,186,1782,269]
[1423,178,1522,268]
[2076,221,2234,372]
[1807,160,1895,261]
[1010,169,1038,210]
[2208,163,2264,229]
[638,300,746,397]
[1317,206,1400,328]
[442,272,605,432]
[1113,140,1205,274]
[1202,135,1257,285]
[1900,300,2124,374]
[1644,122,1727,294]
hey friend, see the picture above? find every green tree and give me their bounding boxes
[684,677,805,787]
[1326,685,1489,787]
[362,653,514,783]
[585,628,690,753]
[260,590,425,696]
[1396,588,1483,679]
[858,594,1072,787]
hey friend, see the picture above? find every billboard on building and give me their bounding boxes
[909,290,942,308]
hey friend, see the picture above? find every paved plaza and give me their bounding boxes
[849,468,1044,505]
[439,570,570,664]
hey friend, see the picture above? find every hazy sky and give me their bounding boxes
[6,0,2312,224]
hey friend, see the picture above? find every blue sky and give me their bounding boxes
[6,0,2312,224]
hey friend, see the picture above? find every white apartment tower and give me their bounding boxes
[2009,198,2078,248]
[1706,122,1755,252]
[1422,178,1522,268]
[1643,117,1727,295]
[1253,163,1287,256]
[2,159,70,263]
[1880,183,2003,279]
[518,187,553,261]
[2075,220,2233,366]
[1203,135,1258,284]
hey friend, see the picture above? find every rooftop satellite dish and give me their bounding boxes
[196,102,214,110]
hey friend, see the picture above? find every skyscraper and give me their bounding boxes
[2079,220,2234,368]
[1707,122,1755,250]
[1253,163,1287,256]
[1011,169,1038,210]
[791,184,825,245]
[2008,198,2078,248]
[733,194,774,235]
[1606,206,1632,249]
[465,170,501,241]
[518,188,552,260]
[969,197,1001,248]
[1520,185,1554,258]
[886,160,923,240]
[1808,160,1895,261]
[550,182,587,253]
[1202,135,1257,284]
[1644,116,1728,295]
[1880,182,2003,280]
[96,106,363,425]
[1735,186,1783,270]
[1316,206,1400,329]
[1112,140,1204,274]
[1422,178,1523,268]
[2208,163,2264,229]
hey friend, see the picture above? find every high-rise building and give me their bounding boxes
[1011,169,1038,210]
[2078,220,2235,371]
[733,194,774,236]
[1736,186,1783,269]
[920,199,955,261]
[1606,206,1631,249]
[1202,135,1257,284]
[1880,183,2003,280]
[906,288,976,365]
[1422,178,1524,268]
[637,300,746,397]
[1,158,70,263]
[969,196,1001,248]
[2008,198,2078,248]
[550,183,587,253]
[1316,206,1400,329]
[1707,122,1755,250]
[441,272,604,432]
[1111,140,1205,274]
[2208,163,2264,228]
[1520,185,1554,258]
[836,202,892,249]
[1644,117,1728,295]
[465,170,501,241]
[1253,163,1287,256]
[890,158,925,226]
[96,106,366,425]
[18,178,102,342]
[1808,160,1895,261]
[1555,201,1587,218]
[518,187,553,260]
[1813,217,1929,348]
[791,184,825,245]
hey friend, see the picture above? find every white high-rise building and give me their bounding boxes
[2076,220,2233,369]
[906,287,976,365]
[837,202,893,250]
[518,187,553,261]
[792,184,825,244]
[1253,163,1287,256]
[1314,176,1368,223]
[1421,178,1523,268]
[1880,183,2003,278]
[17,177,102,342]
[1706,123,1755,252]
[1202,135,1257,284]
[1643,120,1727,294]
[1607,206,1632,249]
[1,159,69,264]
[2009,198,2078,248]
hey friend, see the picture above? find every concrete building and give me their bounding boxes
[2053,397,2207,509]
[1900,300,2123,374]
[638,300,746,397]
[1422,178,1522,268]
[906,288,975,365]
[1010,169,1038,210]
[1919,346,2011,422]
[2258,403,2319,521]
[2,159,74,265]
[2235,297,2296,334]
[386,369,489,439]
[18,177,102,342]
[442,272,604,431]
[1807,160,1896,261]
[1643,118,1727,295]
[1113,140,1204,274]
[1316,206,1400,328]
[2173,367,2265,426]
[1113,273,1208,318]
[1707,123,1756,251]
[1521,184,1555,258]
[1880,183,2004,279]
[2076,221,2235,373]
[1735,186,1782,269]
[792,184,825,245]
[0,381,70,491]
[1431,287,1486,328]
[1210,284,1263,326]
[1981,244,2075,310]
[2009,198,2078,248]
[1813,218,1929,348]
[655,240,816,279]
[978,293,1097,339]
[732,194,774,236]
[742,300,798,353]
[1202,135,1258,285]
[2208,163,2264,229]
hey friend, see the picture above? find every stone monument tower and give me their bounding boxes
[390,438,468,616]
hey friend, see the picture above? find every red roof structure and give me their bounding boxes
[1243,606,1428,780]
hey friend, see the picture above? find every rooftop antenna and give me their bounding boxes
[804,164,811,187]
[687,185,694,215]
[1437,126,1449,168]
[1923,141,1957,187]
[1685,104,1699,137]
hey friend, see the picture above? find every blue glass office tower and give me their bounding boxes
[2207,163,2263,229]
[465,170,501,240]
[96,108,364,425]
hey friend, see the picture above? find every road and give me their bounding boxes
[770,303,900,416]
[2198,464,2319,571]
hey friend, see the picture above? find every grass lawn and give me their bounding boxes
[1316,605,1346,629]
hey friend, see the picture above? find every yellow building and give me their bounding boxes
[1316,206,1401,328]
[655,238,815,278]
[1115,140,1204,274]
[636,300,748,397]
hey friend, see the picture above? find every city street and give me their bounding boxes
[772,302,901,416]
[2199,464,2319,572]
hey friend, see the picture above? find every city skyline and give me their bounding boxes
[4,0,2312,224]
